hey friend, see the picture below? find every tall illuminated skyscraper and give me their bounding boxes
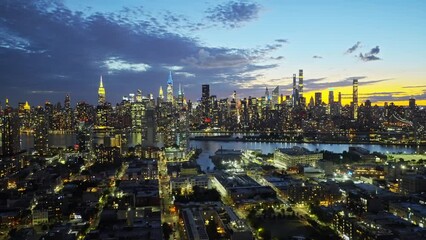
[298,69,304,104]
[177,84,184,108]
[1,99,20,156]
[201,84,210,119]
[34,106,49,156]
[353,79,358,120]
[298,69,304,95]
[98,75,106,105]
[166,71,174,103]
[157,86,164,107]
[292,74,299,107]
[64,94,73,131]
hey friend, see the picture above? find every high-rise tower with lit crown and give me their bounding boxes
[98,75,106,105]
[159,86,164,100]
[166,71,174,103]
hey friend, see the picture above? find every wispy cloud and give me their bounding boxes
[29,90,64,94]
[206,1,261,28]
[402,85,426,89]
[345,41,361,54]
[271,56,284,60]
[275,39,288,44]
[175,71,195,78]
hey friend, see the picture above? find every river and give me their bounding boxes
[15,133,425,172]
[189,140,426,172]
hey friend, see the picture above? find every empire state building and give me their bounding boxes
[98,75,106,105]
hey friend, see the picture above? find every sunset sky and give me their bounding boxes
[1,0,425,106]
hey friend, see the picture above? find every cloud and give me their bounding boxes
[358,53,381,61]
[104,57,151,73]
[345,41,361,54]
[182,48,249,69]
[360,90,426,103]
[358,46,381,61]
[302,76,393,92]
[275,39,288,43]
[313,55,322,59]
[0,1,280,104]
[360,91,405,96]
[29,90,63,94]
[163,65,184,71]
[175,72,195,78]
[403,85,426,89]
[206,1,261,28]
[271,56,284,60]
[370,46,380,55]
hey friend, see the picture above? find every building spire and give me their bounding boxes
[100,75,104,88]
[159,86,164,99]
[98,75,106,105]
[167,71,173,85]
[166,72,174,103]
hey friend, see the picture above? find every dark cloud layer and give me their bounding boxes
[0,1,279,105]
[206,1,261,28]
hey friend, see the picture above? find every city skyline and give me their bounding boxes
[1,0,425,106]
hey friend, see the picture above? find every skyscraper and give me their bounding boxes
[166,71,174,103]
[96,77,110,128]
[265,87,270,101]
[298,69,304,94]
[353,79,358,120]
[64,94,73,131]
[298,69,304,106]
[271,86,279,106]
[98,75,106,105]
[292,74,299,107]
[158,86,164,106]
[201,84,210,119]
[34,106,49,156]
[409,98,416,109]
[177,84,184,108]
[314,92,322,106]
[328,90,334,105]
[1,99,20,156]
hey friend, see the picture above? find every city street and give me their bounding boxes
[158,151,181,240]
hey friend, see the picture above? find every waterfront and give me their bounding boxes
[190,139,426,172]
[15,133,425,173]
[16,133,425,155]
